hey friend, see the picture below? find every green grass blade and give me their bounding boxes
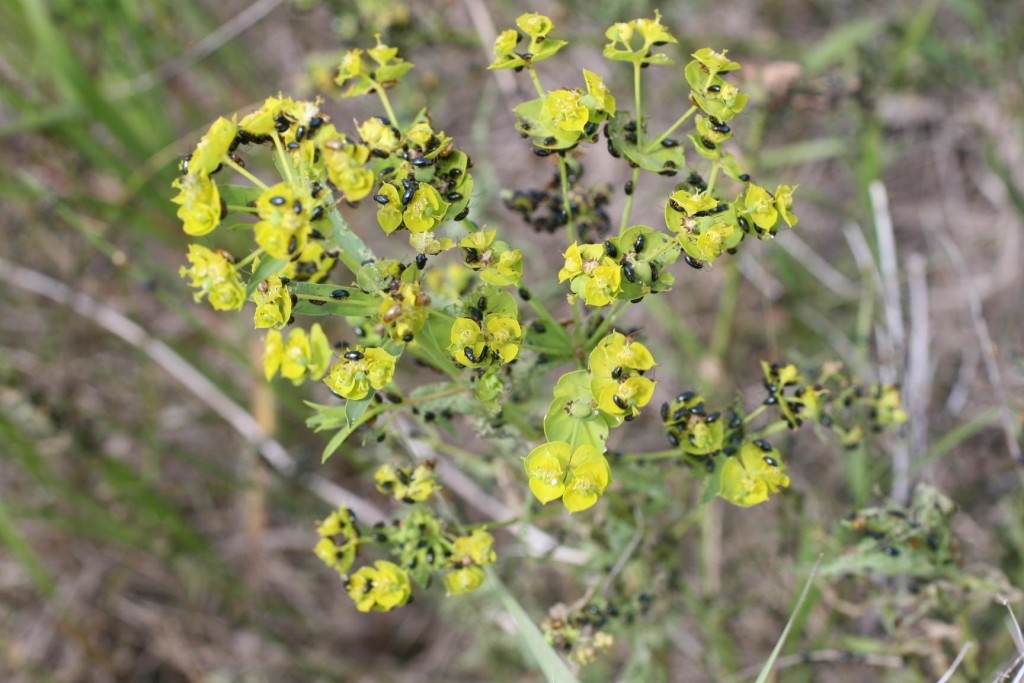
[487,569,580,683]
[753,555,823,683]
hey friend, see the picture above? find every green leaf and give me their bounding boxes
[217,183,263,206]
[544,371,614,451]
[313,397,383,463]
[288,281,380,317]
[245,256,289,297]
[607,113,686,174]
[513,97,582,151]
[486,569,580,683]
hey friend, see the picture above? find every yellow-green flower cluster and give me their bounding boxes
[374,462,441,503]
[741,183,798,238]
[489,13,567,71]
[254,182,313,259]
[314,506,359,577]
[264,324,332,385]
[588,332,657,419]
[719,443,790,507]
[171,172,222,237]
[323,345,397,400]
[524,442,612,513]
[603,11,677,66]
[322,137,374,202]
[558,242,622,307]
[252,275,293,329]
[449,315,522,367]
[345,560,412,612]
[185,116,236,177]
[664,190,740,266]
[460,230,523,287]
[378,282,430,342]
[335,35,414,98]
[685,48,748,124]
[281,240,338,283]
[179,244,245,311]
[444,529,496,596]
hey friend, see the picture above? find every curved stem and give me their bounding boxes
[270,132,296,187]
[372,83,400,131]
[647,105,697,151]
[224,158,268,190]
[527,67,545,98]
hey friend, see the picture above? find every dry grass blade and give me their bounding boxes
[0,256,385,523]
[936,642,973,683]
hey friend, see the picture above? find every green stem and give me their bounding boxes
[743,404,769,424]
[226,204,258,214]
[633,61,643,146]
[619,166,641,234]
[270,132,297,187]
[224,158,268,190]
[706,161,721,194]
[372,83,400,131]
[709,259,739,359]
[623,448,682,461]
[527,68,545,98]
[235,248,265,270]
[646,105,697,151]
[558,156,576,245]
[585,300,628,349]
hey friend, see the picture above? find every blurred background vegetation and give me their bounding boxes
[1,0,1023,681]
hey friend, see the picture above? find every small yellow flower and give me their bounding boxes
[322,137,374,202]
[324,346,397,400]
[252,275,293,329]
[524,441,571,504]
[483,314,522,364]
[171,173,222,236]
[450,529,497,567]
[444,566,486,595]
[346,561,412,612]
[179,244,245,311]
[774,184,798,227]
[719,443,790,507]
[542,89,589,133]
[562,446,612,513]
[743,184,778,231]
[358,116,401,153]
[188,117,237,176]
[403,184,448,233]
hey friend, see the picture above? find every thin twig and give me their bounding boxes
[901,252,931,503]
[725,648,904,683]
[0,257,385,524]
[935,233,1024,472]
[107,0,285,98]
[776,231,860,299]
[462,0,518,103]
[936,642,973,683]
[600,506,644,598]
[869,180,906,376]
[388,415,589,566]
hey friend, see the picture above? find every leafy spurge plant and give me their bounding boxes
[171,10,918,666]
